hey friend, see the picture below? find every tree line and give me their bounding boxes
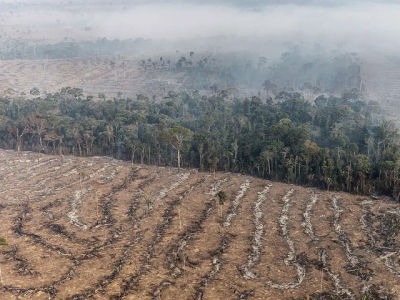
[0,87,399,199]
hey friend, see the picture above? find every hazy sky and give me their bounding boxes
[2,0,400,54]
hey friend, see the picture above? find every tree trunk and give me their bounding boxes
[148,147,151,164]
[131,148,135,165]
[177,149,181,172]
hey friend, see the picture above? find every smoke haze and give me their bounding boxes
[1,0,399,54]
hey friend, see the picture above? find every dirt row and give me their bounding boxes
[0,150,399,299]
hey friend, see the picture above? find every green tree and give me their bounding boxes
[161,126,193,171]
[216,191,227,218]
[30,87,40,97]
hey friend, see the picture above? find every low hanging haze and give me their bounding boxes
[0,0,399,54]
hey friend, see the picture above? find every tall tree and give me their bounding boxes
[161,126,193,171]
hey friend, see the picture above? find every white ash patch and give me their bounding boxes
[153,172,191,203]
[332,195,359,267]
[266,189,306,290]
[240,184,273,280]
[302,192,319,241]
[67,186,92,230]
[319,249,354,298]
[98,165,124,183]
[223,179,251,227]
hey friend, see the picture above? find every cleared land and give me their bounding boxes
[0,57,183,99]
[0,150,399,299]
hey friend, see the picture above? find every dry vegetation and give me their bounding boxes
[0,150,399,299]
[0,57,182,99]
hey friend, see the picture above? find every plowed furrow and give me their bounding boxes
[108,176,204,299]
[302,192,319,241]
[318,248,354,299]
[240,184,273,279]
[360,200,400,276]
[1,245,40,277]
[192,179,252,299]
[266,189,306,290]
[150,176,230,299]
[331,195,373,281]
[223,179,251,227]
[165,177,230,274]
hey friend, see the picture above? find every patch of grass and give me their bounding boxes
[0,237,7,246]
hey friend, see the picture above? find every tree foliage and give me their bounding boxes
[0,88,399,198]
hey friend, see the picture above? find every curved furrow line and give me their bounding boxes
[152,177,230,298]
[134,171,191,222]
[5,206,78,299]
[332,195,373,281]
[318,248,354,299]
[65,232,143,300]
[46,160,120,194]
[2,257,81,299]
[7,220,122,297]
[41,167,145,247]
[165,177,230,273]
[127,170,161,226]
[192,234,232,300]
[106,177,205,299]
[332,196,359,266]
[2,167,150,298]
[45,223,96,245]
[359,200,376,248]
[78,227,124,261]
[192,179,254,299]
[66,164,134,230]
[150,171,191,208]
[360,200,400,276]
[223,179,251,227]
[1,245,40,277]
[45,169,186,299]
[12,204,74,258]
[27,167,145,250]
[233,289,255,300]
[40,199,63,221]
[302,192,320,242]
[240,184,273,279]
[0,158,60,187]
[152,281,174,300]
[266,189,306,290]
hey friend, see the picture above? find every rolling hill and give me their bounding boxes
[0,56,183,100]
[0,150,399,299]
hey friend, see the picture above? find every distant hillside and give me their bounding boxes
[0,150,399,299]
[360,53,400,117]
[0,56,183,99]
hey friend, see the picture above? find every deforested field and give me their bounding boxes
[0,150,400,300]
[0,56,184,100]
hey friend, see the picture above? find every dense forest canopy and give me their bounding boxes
[0,87,399,199]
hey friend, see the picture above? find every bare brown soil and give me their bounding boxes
[0,150,399,300]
